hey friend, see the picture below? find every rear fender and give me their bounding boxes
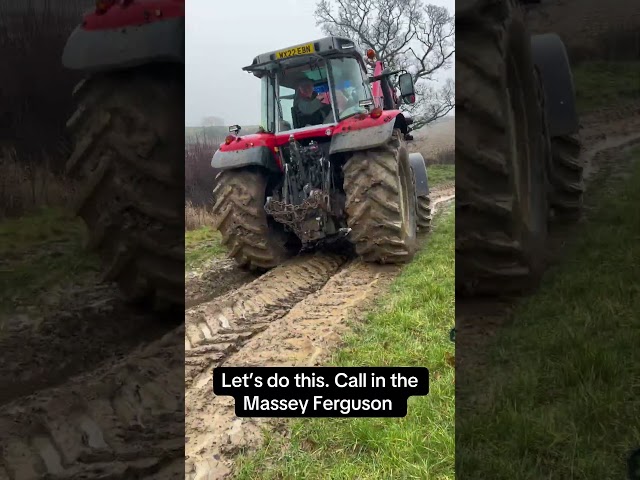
[329,112,409,155]
[62,13,184,72]
[409,153,430,197]
[530,33,579,137]
[211,147,281,173]
[212,134,281,172]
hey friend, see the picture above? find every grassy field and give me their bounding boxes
[456,149,640,479]
[232,206,455,480]
[0,208,97,312]
[428,164,455,188]
[573,61,640,113]
[185,226,225,270]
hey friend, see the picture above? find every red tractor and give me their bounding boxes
[211,37,432,270]
[62,0,184,306]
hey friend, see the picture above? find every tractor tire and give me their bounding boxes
[212,169,295,270]
[343,128,418,263]
[456,0,550,295]
[65,65,184,308]
[549,134,584,221]
[416,195,432,232]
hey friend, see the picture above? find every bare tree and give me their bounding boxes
[315,0,454,130]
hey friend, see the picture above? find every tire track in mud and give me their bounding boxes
[0,189,453,479]
[580,102,640,148]
[580,103,640,183]
[185,191,455,480]
[184,253,346,387]
[0,253,344,479]
[0,242,260,406]
[0,324,185,479]
[0,282,175,407]
[185,257,259,310]
[583,134,640,183]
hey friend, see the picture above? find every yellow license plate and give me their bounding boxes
[276,43,315,60]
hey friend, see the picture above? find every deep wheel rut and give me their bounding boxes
[185,188,455,480]
[0,282,173,407]
[0,187,453,480]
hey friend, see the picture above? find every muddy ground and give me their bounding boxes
[3,99,639,476]
[0,182,452,479]
[184,186,454,479]
[1,98,638,476]
[525,0,640,55]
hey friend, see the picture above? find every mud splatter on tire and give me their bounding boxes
[343,129,418,264]
[212,169,297,271]
[66,66,184,307]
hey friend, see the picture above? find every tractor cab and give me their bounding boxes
[242,37,413,135]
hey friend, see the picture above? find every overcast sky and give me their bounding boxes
[185,0,455,126]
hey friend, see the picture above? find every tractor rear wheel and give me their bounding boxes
[456,0,549,295]
[65,65,184,307]
[343,129,418,263]
[549,134,584,221]
[212,168,296,270]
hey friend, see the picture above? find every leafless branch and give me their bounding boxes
[315,0,454,130]
[402,77,454,129]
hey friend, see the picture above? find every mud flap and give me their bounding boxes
[408,152,430,197]
[211,146,281,172]
[62,18,184,72]
[329,121,396,155]
[530,33,579,137]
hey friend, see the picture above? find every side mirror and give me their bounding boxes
[229,124,241,135]
[398,73,416,104]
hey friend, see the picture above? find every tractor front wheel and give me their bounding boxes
[416,194,432,233]
[343,129,418,263]
[549,134,584,221]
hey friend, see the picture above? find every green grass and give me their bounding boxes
[0,208,98,312]
[233,207,455,480]
[185,226,226,269]
[573,61,640,113]
[456,149,640,479]
[428,165,455,188]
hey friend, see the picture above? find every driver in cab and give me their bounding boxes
[293,78,347,127]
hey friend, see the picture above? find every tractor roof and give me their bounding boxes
[243,36,365,76]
